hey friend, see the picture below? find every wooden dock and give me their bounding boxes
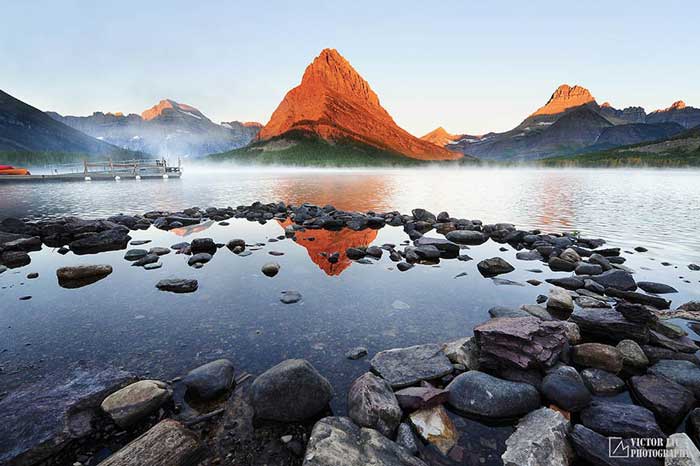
[0,158,182,183]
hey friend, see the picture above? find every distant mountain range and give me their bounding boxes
[47,100,261,158]
[424,84,700,161]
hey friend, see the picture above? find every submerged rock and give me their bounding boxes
[280,290,302,304]
[370,344,453,389]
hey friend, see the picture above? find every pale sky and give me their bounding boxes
[2,0,699,135]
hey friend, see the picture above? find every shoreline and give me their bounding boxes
[2,202,700,465]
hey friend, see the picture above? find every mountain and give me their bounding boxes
[592,122,685,149]
[646,101,700,129]
[519,84,598,128]
[48,99,261,158]
[599,102,646,124]
[252,48,462,161]
[0,89,134,158]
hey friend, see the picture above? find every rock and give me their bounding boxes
[575,263,603,276]
[548,257,576,272]
[190,237,216,254]
[616,339,649,369]
[501,407,572,466]
[347,373,402,438]
[366,245,383,258]
[581,369,625,396]
[413,236,460,254]
[541,366,592,412]
[606,288,671,310]
[261,262,280,277]
[477,257,515,277]
[132,253,159,267]
[0,363,133,466]
[346,248,366,260]
[569,425,659,466]
[187,252,212,266]
[572,343,624,373]
[101,380,172,428]
[441,336,479,370]
[447,371,540,419]
[560,248,581,263]
[546,277,585,290]
[226,239,246,251]
[489,306,530,318]
[280,290,302,304]
[689,264,700,271]
[99,419,203,466]
[370,344,453,389]
[629,375,695,428]
[581,401,665,439]
[397,262,413,272]
[394,386,450,412]
[148,247,170,256]
[516,250,543,261]
[648,360,700,397]
[1,250,31,268]
[474,317,568,370]
[396,423,418,455]
[521,304,554,320]
[345,346,368,360]
[155,278,198,293]
[445,230,487,245]
[586,269,637,291]
[679,301,700,312]
[302,416,426,466]
[643,346,700,366]
[570,308,649,344]
[649,329,698,353]
[409,405,458,455]
[252,359,333,422]
[56,265,113,288]
[584,278,606,294]
[184,359,235,400]
[637,281,678,294]
[665,433,700,466]
[69,228,131,255]
[561,321,582,344]
[574,296,610,309]
[124,249,148,261]
[0,265,6,274]
[144,262,162,270]
[548,286,574,312]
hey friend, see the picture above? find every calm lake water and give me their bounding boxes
[1,167,700,413]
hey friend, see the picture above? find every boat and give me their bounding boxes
[0,158,181,182]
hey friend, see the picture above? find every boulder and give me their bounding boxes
[155,278,198,293]
[302,416,426,466]
[396,423,418,455]
[69,228,131,255]
[546,277,584,290]
[370,344,453,389]
[187,252,212,266]
[445,230,487,245]
[548,257,576,272]
[648,360,700,397]
[569,425,659,466]
[616,339,649,369]
[101,380,172,428]
[548,287,574,313]
[637,281,678,294]
[447,371,540,419]
[665,433,700,466]
[252,359,333,422]
[501,407,572,466]
[570,308,649,344]
[477,257,515,277]
[629,375,695,428]
[394,386,450,412]
[409,405,458,455]
[581,401,665,439]
[1,250,31,268]
[606,288,671,310]
[56,264,112,288]
[572,343,624,373]
[124,249,148,261]
[347,373,402,438]
[581,369,625,396]
[474,317,568,370]
[586,269,637,291]
[541,366,592,412]
[183,359,235,400]
[189,238,216,254]
[413,236,460,254]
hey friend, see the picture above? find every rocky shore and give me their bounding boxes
[2,202,700,466]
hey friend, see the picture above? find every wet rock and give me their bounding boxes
[261,262,280,277]
[252,359,333,422]
[488,306,529,318]
[1,250,31,268]
[132,253,159,267]
[643,345,700,366]
[616,339,649,369]
[574,295,610,309]
[541,366,592,412]
[648,360,700,397]
[516,250,543,261]
[148,247,170,256]
[366,245,383,258]
[409,405,458,455]
[345,346,368,360]
[474,317,568,370]
[665,433,700,466]
[124,249,148,261]
[412,245,441,261]
[190,237,216,254]
[445,230,487,245]
[56,265,113,289]
[548,257,576,272]
[477,257,515,277]
[548,286,574,313]
[0,363,133,466]
[187,252,212,266]
[101,380,172,428]
[586,269,637,291]
[69,228,131,255]
[569,424,659,466]
[184,359,235,400]
[689,264,700,271]
[575,263,603,276]
[226,239,246,251]
[394,386,450,412]
[397,262,413,272]
[606,288,671,310]
[501,407,572,466]
[581,369,625,396]
[649,329,697,353]
[155,278,198,293]
[303,416,426,466]
[581,401,665,439]
[370,344,453,389]
[280,290,302,304]
[521,304,554,320]
[570,308,649,344]
[143,262,162,270]
[637,281,678,294]
[348,373,402,437]
[414,236,460,254]
[346,248,366,260]
[629,374,695,428]
[447,371,540,419]
[572,343,624,373]
[545,277,584,290]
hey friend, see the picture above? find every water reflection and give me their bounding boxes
[170,220,216,237]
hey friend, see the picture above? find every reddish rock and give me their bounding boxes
[394,386,450,412]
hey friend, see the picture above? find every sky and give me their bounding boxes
[3,0,699,135]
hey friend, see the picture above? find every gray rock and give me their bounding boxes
[132,253,159,267]
[395,423,418,455]
[515,250,543,261]
[155,278,198,293]
[548,257,576,272]
[441,336,480,370]
[488,306,530,318]
[345,346,368,360]
[447,371,540,419]
[280,290,302,304]
[143,262,162,270]
[666,433,700,466]
[445,230,487,245]
[541,366,592,412]
[252,359,333,422]
[302,416,426,466]
[501,407,572,466]
[581,369,625,396]
[370,344,453,389]
[575,263,603,276]
[187,252,212,266]
[56,264,112,287]
[616,339,649,369]
[477,257,515,277]
[570,308,649,344]
[629,374,695,428]
[548,286,574,313]
[148,246,170,256]
[637,281,678,294]
[101,380,172,427]
[347,373,402,438]
[546,277,584,290]
[521,304,554,320]
[572,343,624,373]
[648,360,700,397]
[413,236,460,254]
[569,425,659,466]
[586,269,637,291]
[261,262,280,277]
[124,249,148,261]
[184,359,235,400]
[69,228,131,255]
[581,401,665,439]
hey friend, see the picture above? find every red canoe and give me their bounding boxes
[0,168,31,175]
[0,165,15,170]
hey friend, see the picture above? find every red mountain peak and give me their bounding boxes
[531,84,596,117]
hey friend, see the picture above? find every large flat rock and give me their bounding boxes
[370,344,453,389]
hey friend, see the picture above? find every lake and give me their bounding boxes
[1,166,700,413]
